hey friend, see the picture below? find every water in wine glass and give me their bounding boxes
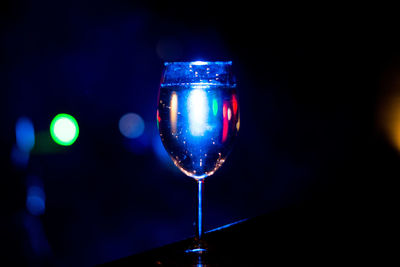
[157,83,239,179]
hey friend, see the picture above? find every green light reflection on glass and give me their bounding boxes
[212,98,218,116]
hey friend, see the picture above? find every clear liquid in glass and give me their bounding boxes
[157,83,239,179]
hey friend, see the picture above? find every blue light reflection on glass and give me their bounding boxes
[164,61,233,67]
[161,61,234,88]
[191,61,208,66]
[16,117,35,152]
[152,134,171,165]
[198,180,203,239]
[185,248,207,253]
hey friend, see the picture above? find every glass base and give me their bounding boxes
[185,247,207,254]
[183,248,210,266]
[185,239,208,254]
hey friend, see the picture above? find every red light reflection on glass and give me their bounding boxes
[157,110,161,129]
[222,102,229,142]
[157,110,161,123]
[232,94,238,117]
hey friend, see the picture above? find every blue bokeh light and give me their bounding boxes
[119,113,145,139]
[11,145,30,168]
[15,117,35,152]
[26,186,46,216]
[22,213,51,256]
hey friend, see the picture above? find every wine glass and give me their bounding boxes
[157,61,239,253]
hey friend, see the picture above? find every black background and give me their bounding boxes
[0,1,397,266]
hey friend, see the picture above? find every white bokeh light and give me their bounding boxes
[53,117,77,143]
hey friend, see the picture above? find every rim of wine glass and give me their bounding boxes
[163,60,232,66]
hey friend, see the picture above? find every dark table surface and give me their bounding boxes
[98,202,385,266]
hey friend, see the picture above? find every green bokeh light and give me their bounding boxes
[50,114,79,146]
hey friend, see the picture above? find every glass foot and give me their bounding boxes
[185,239,208,254]
[185,247,207,254]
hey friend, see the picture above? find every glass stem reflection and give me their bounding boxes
[195,179,204,245]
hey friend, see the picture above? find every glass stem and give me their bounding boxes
[195,179,204,244]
